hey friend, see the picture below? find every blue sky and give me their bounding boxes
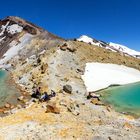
[0,0,140,51]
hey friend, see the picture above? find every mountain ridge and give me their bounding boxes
[77,35,140,59]
[0,16,64,67]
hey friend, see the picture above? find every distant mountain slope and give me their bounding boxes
[77,35,140,59]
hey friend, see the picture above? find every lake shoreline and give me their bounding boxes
[1,69,140,120]
[0,70,31,116]
[98,82,140,118]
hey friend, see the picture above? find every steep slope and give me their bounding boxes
[0,16,64,68]
[77,35,140,58]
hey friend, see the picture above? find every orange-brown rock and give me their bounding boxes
[46,104,60,114]
[0,108,5,112]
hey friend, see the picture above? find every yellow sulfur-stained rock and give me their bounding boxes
[123,122,133,129]
[91,98,103,105]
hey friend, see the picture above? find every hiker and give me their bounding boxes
[40,92,50,101]
[31,87,41,99]
[87,92,93,99]
[87,92,100,100]
[49,90,56,98]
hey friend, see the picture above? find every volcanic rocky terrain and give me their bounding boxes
[0,16,140,140]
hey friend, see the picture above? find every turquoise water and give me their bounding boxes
[99,82,140,117]
[0,70,21,107]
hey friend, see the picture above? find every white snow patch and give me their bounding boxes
[109,42,140,57]
[0,22,22,37]
[77,35,140,58]
[77,35,93,44]
[82,63,140,92]
[0,33,32,66]
[105,46,117,52]
[77,35,101,46]
[6,24,23,34]
[0,21,10,36]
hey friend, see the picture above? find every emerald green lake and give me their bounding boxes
[0,70,21,107]
[99,82,140,117]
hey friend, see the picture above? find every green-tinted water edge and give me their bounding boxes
[98,82,140,117]
[0,70,22,107]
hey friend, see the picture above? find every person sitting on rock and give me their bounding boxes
[40,92,50,101]
[49,90,56,97]
[31,87,41,99]
[87,92,100,101]
[87,92,93,99]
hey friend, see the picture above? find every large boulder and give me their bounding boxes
[63,85,72,94]
[59,43,67,51]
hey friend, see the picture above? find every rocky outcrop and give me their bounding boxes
[63,85,72,94]
[59,42,76,52]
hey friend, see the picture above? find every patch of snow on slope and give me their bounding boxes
[0,21,10,36]
[7,24,23,34]
[105,46,117,52]
[77,35,100,46]
[82,63,140,92]
[0,33,32,66]
[109,42,140,56]
[77,35,93,44]
[77,35,140,58]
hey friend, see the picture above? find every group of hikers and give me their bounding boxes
[31,87,100,102]
[31,87,56,102]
